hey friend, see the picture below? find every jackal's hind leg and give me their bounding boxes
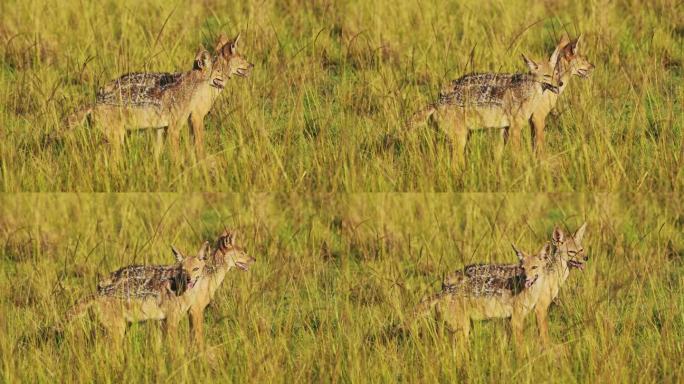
[438,109,468,168]
[99,316,126,343]
[101,122,126,157]
[441,306,470,340]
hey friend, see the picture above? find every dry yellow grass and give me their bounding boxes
[0,0,681,191]
[1,193,682,382]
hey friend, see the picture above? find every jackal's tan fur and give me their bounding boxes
[530,35,595,150]
[411,49,563,160]
[442,223,588,345]
[176,230,255,348]
[65,33,253,157]
[408,243,552,346]
[65,249,207,341]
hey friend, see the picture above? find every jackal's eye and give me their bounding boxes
[193,267,200,272]
[531,266,538,270]
[568,250,577,256]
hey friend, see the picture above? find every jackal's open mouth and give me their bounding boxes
[525,275,539,288]
[235,261,250,271]
[187,277,200,289]
[568,260,586,271]
[542,83,560,94]
[211,78,225,89]
[235,68,250,78]
[576,69,591,78]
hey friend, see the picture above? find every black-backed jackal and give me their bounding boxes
[442,223,588,345]
[173,230,256,348]
[530,35,595,150]
[411,50,563,162]
[407,243,552,346]
[64,33,253,158]
[64,248,208,341]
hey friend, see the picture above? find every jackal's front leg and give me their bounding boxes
[534,304,550,346]
[164,312,181,340]
[508,120,523,148]
[189,307,205,348]
[154,128,166,159]
[167,122,182,163]
[189,113,205,158]
[510,310,525,348]
[530,114,546,152]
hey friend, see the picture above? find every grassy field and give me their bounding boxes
[1,193,682,382]
[0,0,682,191]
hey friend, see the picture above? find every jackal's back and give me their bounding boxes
[96,72,184,108]
[442,273,526,297]
[97,264,191,300]
[438,72,540,107]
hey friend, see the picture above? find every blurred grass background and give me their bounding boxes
[1,193,682,382]
[0,0,681,191]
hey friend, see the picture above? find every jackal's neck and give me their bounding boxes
[547,243,571,281]
[555,59,575,96]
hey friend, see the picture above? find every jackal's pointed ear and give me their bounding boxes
[512,243,525,262]
[229,33,241,55]
[573,222,587,243]
[226,231,237,246]
[552,226,566,244]
[197,241,210,260]
[539,242,552,259]
[214,34,230,53]
[573,34,583,54]
[171,246,185,262]
[549,42,563,68]
[559,33,571,47]
[522,54,538,71]
[193,49,211,70]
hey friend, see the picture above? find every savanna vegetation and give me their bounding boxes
[1,193,682,382]
[0,0,681,191]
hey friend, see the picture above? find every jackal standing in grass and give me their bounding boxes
[64,33,253,158]
[442,223,588,345]
[173,230,256,348]
[530,35,594,150]
[407,243,552,346]
[64,248,208,341]
[411,49,563,163]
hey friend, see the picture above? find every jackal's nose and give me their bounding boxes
[558,81,564,87]
[583,256,589,261]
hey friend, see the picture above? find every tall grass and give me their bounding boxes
[1,193,682,382]
[0,0,681,191]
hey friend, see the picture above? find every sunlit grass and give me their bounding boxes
[0,0,681,191]
[1,193,682,382]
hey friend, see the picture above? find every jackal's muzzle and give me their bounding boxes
[542,82,561,94]
[567,256,588,271]
[187,276,201,289]
[234,256,256,271]
[211,78,226,89]
[235,63,254,78]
